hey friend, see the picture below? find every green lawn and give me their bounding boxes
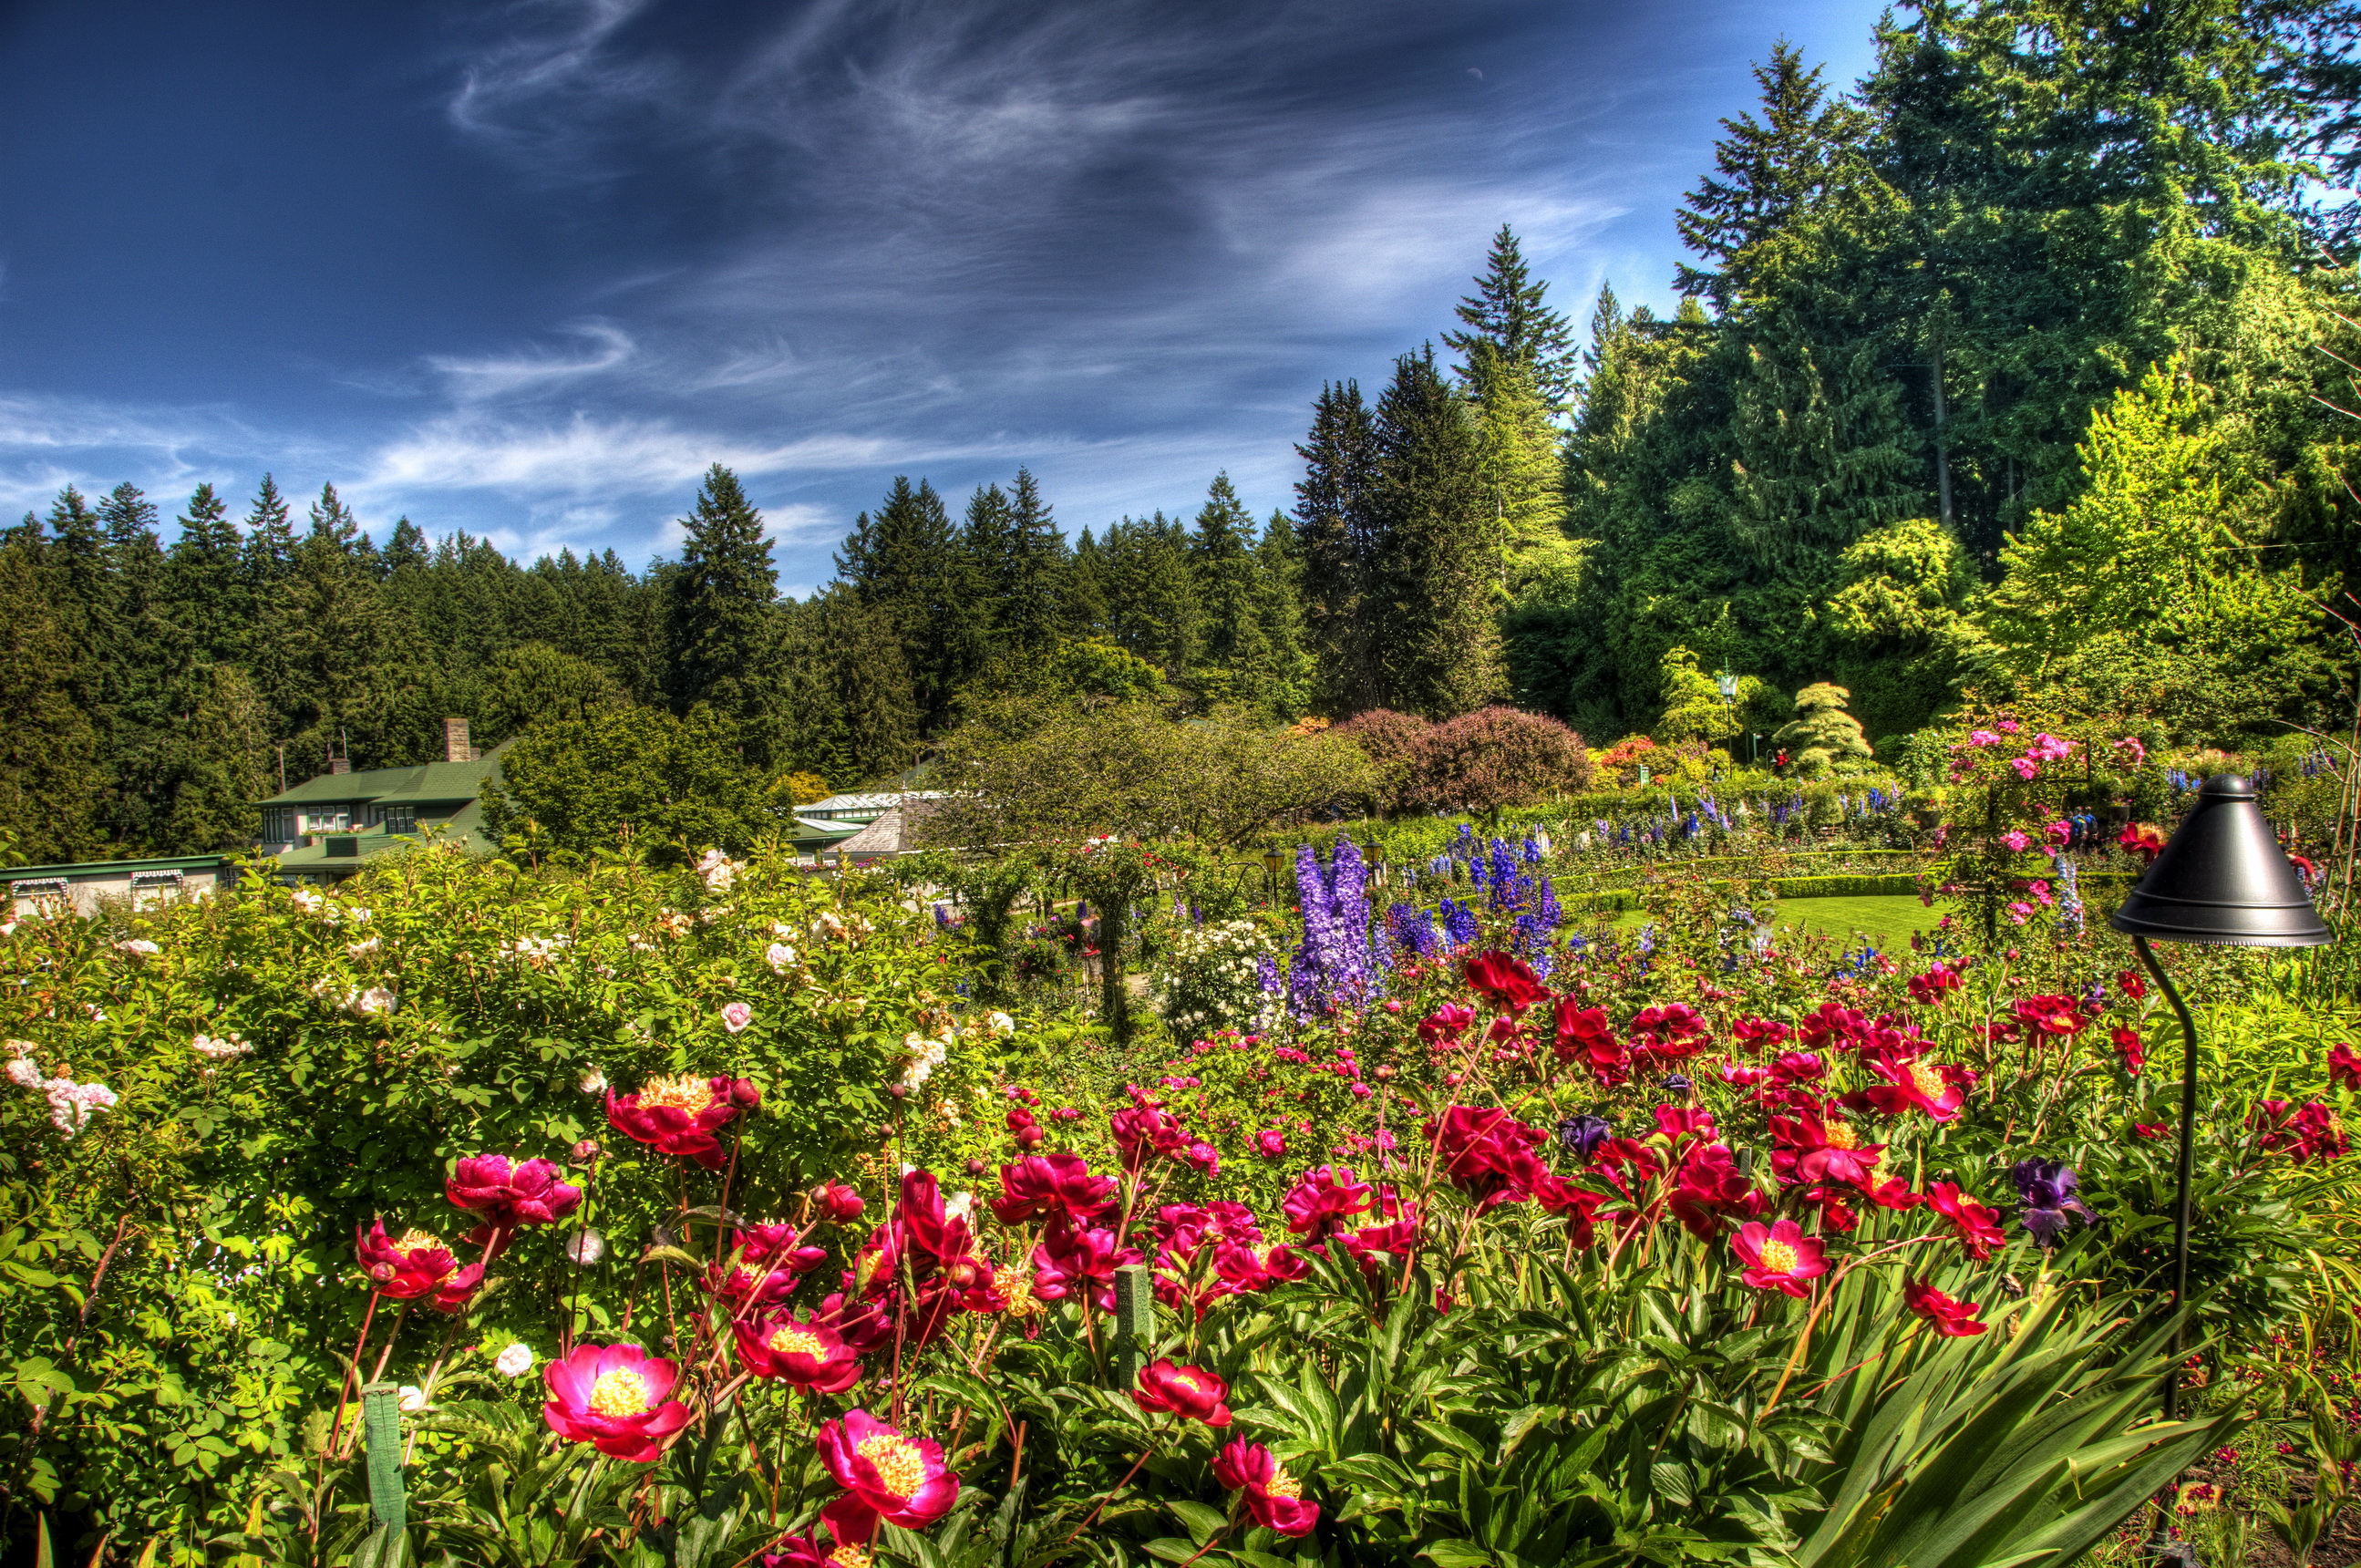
[1608,893,1939,958]
[1771,893,1938,955]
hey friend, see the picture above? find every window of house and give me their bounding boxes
[304,809,351,834]
[382,806,417,834]
[262,806,297,843]
[9,879,67,905]
[130,871,184,911]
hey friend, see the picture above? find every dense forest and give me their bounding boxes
[7,0,2361,864]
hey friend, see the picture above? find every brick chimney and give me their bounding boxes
[444,717,475,763]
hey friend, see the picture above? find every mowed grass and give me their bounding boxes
[1771,894,1938,955]
[1606,894,1939,958]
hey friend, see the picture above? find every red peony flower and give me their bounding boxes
[1281,1164,1373,1240]
[2252,1099,2351,1163]
[1666,1144,1766,1241]
[1902,1276,1988,1336]
[1729,1218,1827,1298]
[1110,1086,1192,1171]
[1552,1000,1625,1084]
[542,1343,693,1461]
[354,1220,461,1301]
[1629,1003,1708,1061]
[2013,995,2087,1037]
[1768,1111,1885,1189]
[1906,966,1962,1006]
[444,1154,583,1254]
[1212,1239,1308,1295]
[815,1182,866,1223]
[1132,1360,1233,1427]
[815,1408,960,1532]
[1923,1181,2007,1260]
[990,1152,1119,1225]
[2119,821,2167,862]
[1730,1016,1795,1049]
[731,1311,863,1392]
[1464,950,1549,1012]
[2111,1026,2146,1076]
[1031,1216,1136,1311]
[2118,968,2148,1001]
[1857,1057,1968,1121]
[605,1075,756,1170]
[1417,1004,1475,1045]
[1426,1106,1548,1211]
[2332,1044,2361,1092]
[1212,1439,1320,1537]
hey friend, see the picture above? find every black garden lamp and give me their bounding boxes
[2108,774,2329,1563]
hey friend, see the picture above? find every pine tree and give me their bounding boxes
[1440,225,1580,408]
[1064,529,1111,640]
[1293,380,1381,715]
[0,533,99,861]
[1463,345,1571,598]
[383,518,428,573]
[813,591,919,785]
[1003,467,1067,655]
[1254,510,1315,718]
[1187,474,1273,707]
[837,476,971,734]
[1674,41,1871,310]
[242,474,296,593]
[959,481,1019,674]
[665,464,780,722]
[1368,347,1502,717]
[167,482,248,667]
[1100,514,1201,679]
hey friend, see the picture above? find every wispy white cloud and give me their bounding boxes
[427,319,636,402]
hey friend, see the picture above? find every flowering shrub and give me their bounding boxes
[1149,919,1279,1039]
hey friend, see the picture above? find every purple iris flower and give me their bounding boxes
[2009,1158,2095,1248]
[1558,1115,1612,1159]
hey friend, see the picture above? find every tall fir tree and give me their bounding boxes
[0,532,99,861]
[1293,380,1382,716]
[1440,225,1580,409]
[1100,513,1201,680]
[1367,347,1502,717]
[1003,467,1067,655]
[1254,510,1315,718]
[1186,473,1273,708]
[167,481,248,667]
[837,477,974,735]
[664,465,788,764]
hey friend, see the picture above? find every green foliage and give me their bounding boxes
[481,707,774,863]
[1772,685,1872,777]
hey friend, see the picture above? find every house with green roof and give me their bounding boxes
[259,721,508,882]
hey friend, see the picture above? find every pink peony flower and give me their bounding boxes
[542,1343,692,1461]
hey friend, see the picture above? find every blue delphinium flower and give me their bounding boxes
[1513,913,1553,979]
[1538,876,1562,926]
[1288,838,1379,1018]
[1438,896,1479,949]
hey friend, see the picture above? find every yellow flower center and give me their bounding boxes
[828,1548,871,1568]
[857,1433,928,1499]
[768,1325,824,1357]
[394,1230,442,1260]
[1823,1121,1858,1150]
[1265,1463,1302,1501]
[639,1074,714,1114]
[1908,1061,1946,1100]
[588,1367,652,1417]
[1001,1274,1042,1316]
[1758,1238,1799,1275]
[1170,1372,1201,1395]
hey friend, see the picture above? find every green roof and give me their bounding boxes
[272,800,494,873]
[260,746,507,808]
[5,854,233,881]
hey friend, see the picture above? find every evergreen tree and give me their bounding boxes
[0,532,99,861]
[1440,225,1580,409]
[1063,529,1112,641]
[1367,347,1501,717]
[242,474,296,593]
[382,518,429,573]
[1187,474,1273,708]
[1293,380,1381,716]
[665,464,781,732]
[1463,345,1572,598]
[1099,513,1201,680]
[167,482,247,667]
[1674,42,1871,310]
[811,590,919,786]
[1254,510,1315,718]
[1003,468,1067,655]
[837,477,973,734]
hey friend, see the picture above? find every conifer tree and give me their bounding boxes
[1440,225,1579,408]
[167,482,248,667]
[665,464,780,728]
[0,533,98,861]
[1254,510,1315,718]
[837,477,972,734]
[1674,42,1870,310]
[1063,529,1111,641]
[1003,467,1067,655]
[1100,514,1201,680]
[1187,474,1273,707]
[1293,380,1381,715]
[242,474,296,592]
[1368,347,1501,717]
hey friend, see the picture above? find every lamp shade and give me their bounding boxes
[2108,774,2331,946]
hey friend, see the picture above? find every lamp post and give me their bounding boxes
[2108,774,2330,1566]
[1262,845,1284,905]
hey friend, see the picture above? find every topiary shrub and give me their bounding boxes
[1331,708,1434,816]
[1410,706,1592,815]
[1775,683,1874,777]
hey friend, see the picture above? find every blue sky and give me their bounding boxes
[0,0,1881,596]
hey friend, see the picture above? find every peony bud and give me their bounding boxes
[728,1078,762,1109]
[1015,1124,1045,1150]
[964,1157,989,1178]
[888,1083,908,1099]
[571,1139,601,1163]
[1374,1063,1395,1080]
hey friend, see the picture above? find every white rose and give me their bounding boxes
[493,1343,534,1377]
